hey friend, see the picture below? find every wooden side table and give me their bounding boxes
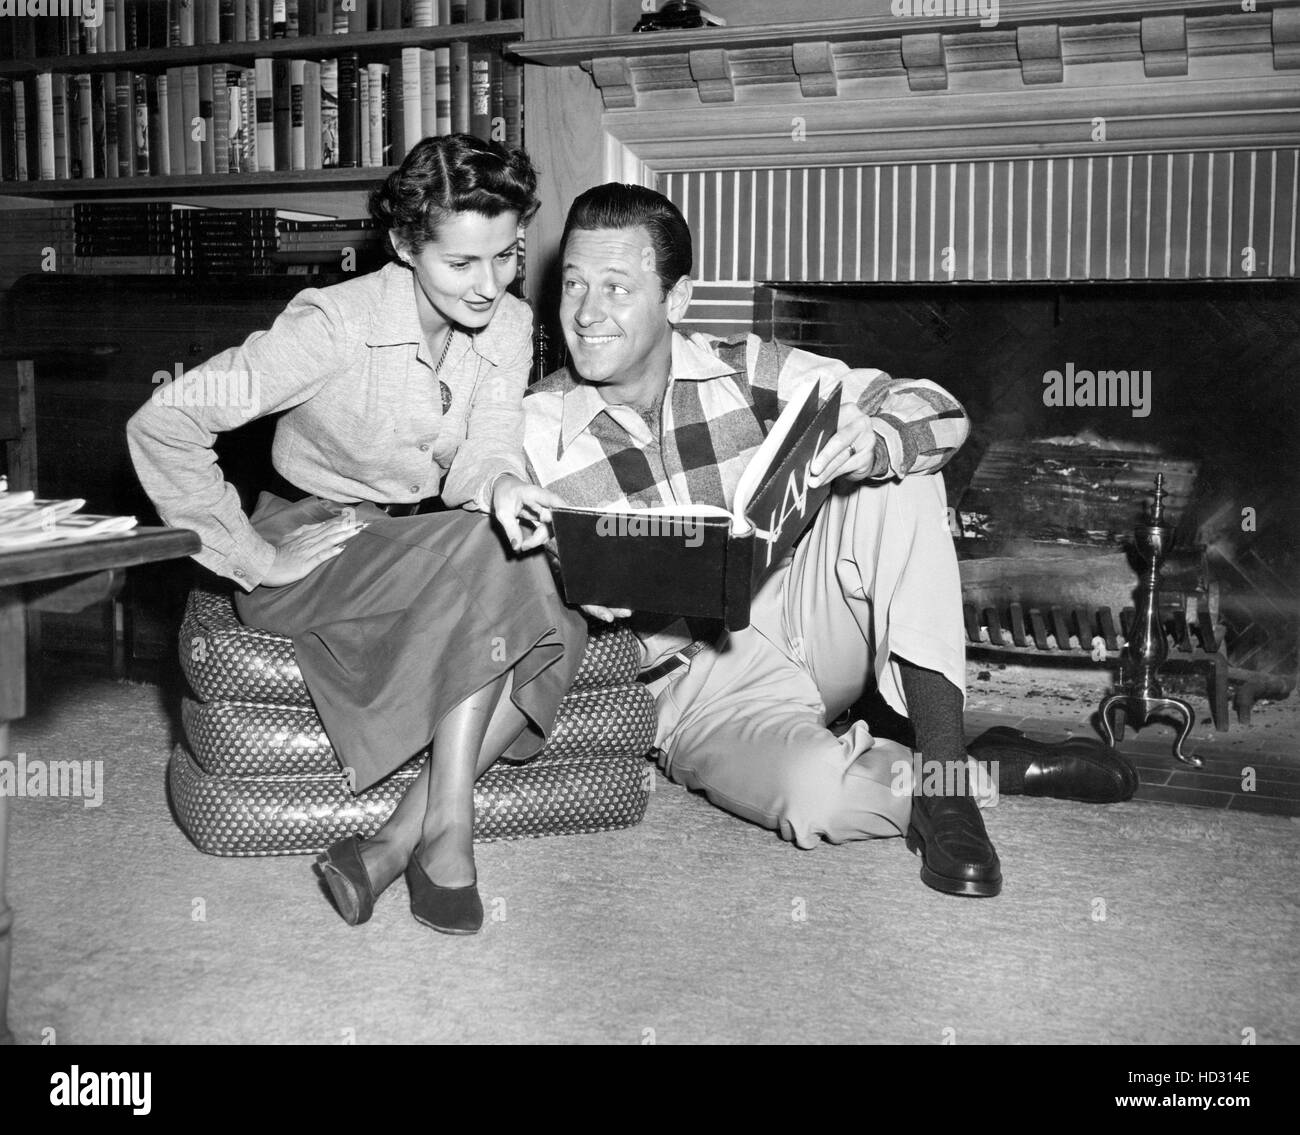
[0,527,199,1045]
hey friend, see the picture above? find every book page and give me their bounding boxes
[550,501,733,519]
[731,380,840,535]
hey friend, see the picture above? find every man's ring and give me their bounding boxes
[848,443,857,457]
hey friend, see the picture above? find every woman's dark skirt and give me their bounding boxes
[234,493,587,792]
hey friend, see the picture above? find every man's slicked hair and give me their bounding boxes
[561,183,693,297]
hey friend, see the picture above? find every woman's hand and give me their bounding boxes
[492,474,565,553]
[808,403,881,488]
[262,515,368,586]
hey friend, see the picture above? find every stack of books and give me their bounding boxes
[0,203,391,279]
[0,2,524,181]
[176,206,279,275]
[274,216,386,273]
[0,484,137,551]
[73,201,177,274]
[0,206,73,289]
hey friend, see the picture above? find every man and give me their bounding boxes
[523,184,1127,897]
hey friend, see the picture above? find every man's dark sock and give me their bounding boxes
[895,658,1024,793]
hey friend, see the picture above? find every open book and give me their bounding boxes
[0,485,137,550]
[549,381,843,631]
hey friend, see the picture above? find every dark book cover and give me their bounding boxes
[74,73,93,177]
[278,217,374,231]
[34,17,61,57]
[488,48,503,144]
[11,15,37,58]
[24,78,42,182]
[450,1,466,23]
[124,0,140,49]
[91,73,108,181]
[502,57,520,150]
[220,0,238,40]
[65,73,82,179]
[272,57,291,170]
[149,0,171,48]
[337,52,359,169]
[146,73,165,176]
[114,71,134,176]
[0,80,15,182]
[132,71,150,174]
[449,40,469,135]
[549,383,843,631]
[102,72,118,180]
[198,63,216,173]
[378,64,391,166]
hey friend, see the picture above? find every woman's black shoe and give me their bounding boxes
[317,835,383,925]
[905,793,1003,897]
[405,852,484,935]
[968,727,1139,802]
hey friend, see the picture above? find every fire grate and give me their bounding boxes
[961,600,1261,732]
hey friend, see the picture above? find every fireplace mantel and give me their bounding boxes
[513,1,1300,175]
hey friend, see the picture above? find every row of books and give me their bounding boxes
[0,45,520,179]
[1,203,389,276]
[0,1,522,59]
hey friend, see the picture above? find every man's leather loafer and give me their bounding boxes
[969,727,1139,803]
[905,792,1002,898]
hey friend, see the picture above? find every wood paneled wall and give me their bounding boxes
[663,150,1300,285]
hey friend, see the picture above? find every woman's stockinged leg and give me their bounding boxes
[358,672,527,888]
[417,673,507,887]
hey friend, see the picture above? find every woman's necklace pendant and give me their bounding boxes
[434,328,454,414]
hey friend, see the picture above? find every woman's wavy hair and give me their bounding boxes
[369,134,540,259]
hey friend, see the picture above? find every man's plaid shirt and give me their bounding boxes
[523,331,970,665]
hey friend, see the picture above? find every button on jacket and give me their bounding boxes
[127,261,533,590]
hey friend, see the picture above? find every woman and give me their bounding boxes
[128,135,586,936]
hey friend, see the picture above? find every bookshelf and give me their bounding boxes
[0,20,523,78]
[0,19,524,199]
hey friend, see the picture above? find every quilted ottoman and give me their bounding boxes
[169,584,657,856]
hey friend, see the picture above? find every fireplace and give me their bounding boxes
[516,0,1300,715]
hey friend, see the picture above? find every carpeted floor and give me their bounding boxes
[6,676,1299,1045]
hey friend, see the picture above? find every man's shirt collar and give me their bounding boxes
[557,330,742,449]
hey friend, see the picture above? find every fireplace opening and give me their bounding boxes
[752,279,1300,713]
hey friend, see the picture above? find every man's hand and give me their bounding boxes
[262,516,367,586]
[492,474,565,553]
[579,604,632,623]
[808,402,881,488]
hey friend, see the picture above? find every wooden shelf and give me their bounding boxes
[0,19,523,76]
[0,167,393,199]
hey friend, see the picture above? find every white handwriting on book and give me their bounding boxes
[758,430,828,568]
